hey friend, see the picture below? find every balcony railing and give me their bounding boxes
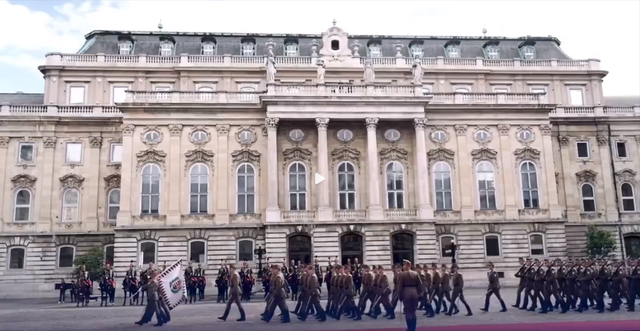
[282,210,317,221]
[334,210,368,220]
[0,105,121,116]
[550,106,640,117]
[44,53,601,71]
[124,91,261,104]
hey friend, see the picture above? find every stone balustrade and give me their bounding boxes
[43,52,601,71]
[550,106,640,117]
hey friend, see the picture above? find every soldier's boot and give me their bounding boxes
[237,309,246,322]
[386,309,395,320]
[499,299,507,312]
[280,311,291,323]
[352,306,362,321]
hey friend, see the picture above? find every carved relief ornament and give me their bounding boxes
[265,117,280,130]
[0,136,9,148]
[576,169,597,183]
[89,136,102,148]
[235,126,258,148]
[231,149,261,169]
[136,149,167,172]
[168,124,183,136]
[43,137,57,148]
[596,135,609,146]
[121,125,135,136]
[454,124,468,136]
[185,149,215,172]
[283,146,313,163]
[497,124,510,136]
[59,174,85,189]
[539,124,552,136]
[11,174,37,190]
[470,147,498,162]
[379,146,409,172]
[188,126,211,146]
[140,126,164,147]
[427,147,455,169]
[216,124,230,136]
[104,174,121,190]
[615,169,637,185]
[558,135,570,146]
[315,118,329,130]
[429,127,450,145]
[331,146,361,170]
[513,146,541,163]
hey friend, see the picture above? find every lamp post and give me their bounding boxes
[448,242,458,264]
[254,245,266,279]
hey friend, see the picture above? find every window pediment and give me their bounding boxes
[331,146,361,170]
[11,174,37,190]
[470,147,498,162]
[379,146,409,170]
[427,147,455,169]
[136,149,167,173]
[59,174,85,190]
[185,148,215,172]
[104,174,121,190]
[615,169,637,184]
[576,169,597,183]
[231,149,261,169]
[513,146,541,163]
[283,147,312,163]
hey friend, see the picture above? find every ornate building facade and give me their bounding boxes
[0,23,639,296]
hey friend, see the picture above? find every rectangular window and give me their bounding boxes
[110,143,123,163]
[111,86,128,104]
[447,46,460,58]
[485,236,501,257]
[17,143,35,164]
[160,43,173,56]
[576,141,590,159]
[202,43,215,56]
[68,86,86,104]
[493,86,509,93]
[616,141,628,158]
[65,142,82,163]
[530,86,548,102]
[568,87,584,106]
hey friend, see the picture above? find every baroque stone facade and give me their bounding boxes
[0,23,639,296]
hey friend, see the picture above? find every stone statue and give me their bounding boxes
[316,59,326,84]
[364,58,375,84]
[412,57,423,85]
[266,54,277,84]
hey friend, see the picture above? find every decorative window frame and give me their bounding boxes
[438,234,456,259]
[184,149,215,173]
[106,187,121,222]
[383,160,407,209]
[12,188,33,223]
[389,231,416,265]
[432,161,454,211]
[574,139,591,160]
[518,160,542,210]
[427,147,455,171]
[7,246,27,270]
[528,233,546,256]
[235,162,258,214]
[187,239,208,263]
[187,163,211,215]
[66,83,88,105]
[335,160,359,210]
[236,238,255,263]
[566,85,586,106]
[338,230,366,264]
[140,126,164,148]
[57,245,76,269]
[188,126,211,147]
[136,150,167,174]
[331,146,361,174]
[515,126,536,145]
[16,141,36,168]
[483,233,502,257]
[619,182,637,213]
[285,161,310,211]
[63,139,84,167]
[138,240,158,265]
[11,174,36,223]
[472,126,493,145]
[429,127,450,146]
[475,160,498,210]
[230,149,261,171]
[379,146,409,175]
[614,140,630,160]
[139,163,163,215]
[579,182,597,213]
[235,127,258,149]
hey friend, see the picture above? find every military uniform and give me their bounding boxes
[262,265,290,323]
[513,259,528,308]
[448,264,472,316]
[218,267,246,321]
[482,263,507,312]
[396,260,424,331]
[299,265,326,321]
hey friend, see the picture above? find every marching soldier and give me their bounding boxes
[576,259,595,313]
[357,264,373,315]
[298,264,326,321]
[370,265,395,320]
[513,258,528,308]
[438,264,452,314]
[447,264,472,316]
[396,259,423,331]
[337,265,359,320]
[521,259,537,310]
[595,260,610,313]
[418,264,434,317]
[530,260,546,311]
[543,259,566,313]
[218,264,246,322]
[564,260,579,310]
[262,264,290,323]
[481,262,507,312]
[430,263,443,314]
[135,269,165,327]
[608,261,625,312]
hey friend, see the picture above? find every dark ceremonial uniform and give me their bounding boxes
[219,270,245,321]
[483,267,507,312]
[609,265,624,311]
[513,262,528,308]
[577,264,593,312]
[136,279,164,326]
[543,264,566,313]
[431,269,443,313]
[530,265,545,311]
[396,266,423,331]
[628,263,639,311]
[373,271,395,319]
[263,270,290,323]
[522,264,537,309]
[595,263,610,312]
[421,268,434,317]
[564,265,579,309]
[438,269,452,313]
[448,268,472,316]
[358,268,374,313]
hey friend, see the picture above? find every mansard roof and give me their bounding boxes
[79,29,571,60]
[0,92,44,105]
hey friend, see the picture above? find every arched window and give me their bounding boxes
[433,162,453,210]
[8,247,26,269]
[529,234,545,256]
[621,183,636,212]
[58,246,75,268]
[107,189,120,221]
[189,240,206,263]
[439,235,455,257]
[13,189,31,222]
[141,164,161,215]
[139,241,157,265]
[580,183,596,212]
[104,245,114,266]
[189,164,209,214]
[237,239,254,262]
[288,234,312,264]
[61,189,80,222]
[288,162,307,211]
[391,233,414,265]
[236,163,255,214]
[476,161,496,210]
[386,161,405,209]
[340,233,363,264]
[484,234,501,257]
[520,161,539,209]
[337,162,356,210]
[624,235,640,259]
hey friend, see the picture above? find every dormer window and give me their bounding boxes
[242,42,255,56]
[368,43,382,57]
[285,42,299,57]
[119,41,133,55]
[159,42,174,56]
[201,42,216,56]
[522,46,536,60]
[410,44,423,58]
[485,46,499,59]
[446,46,460,58]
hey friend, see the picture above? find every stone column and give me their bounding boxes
[84,136,102,231]
[117,125,134,226]
[0,137,9,230]
[454,125,474,219]
[316,118,332,221]
[558,135,579,221]
[265,118,281,222]
[215,125,230,224]
[497,124,519,219]
[413,118,434,219]
[39,137,57,232]
[539,125,562,219]
[167,125,183,225]
[596,133,618,221]
[365,118,384,220]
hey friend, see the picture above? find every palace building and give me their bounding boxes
[0,22,639,296]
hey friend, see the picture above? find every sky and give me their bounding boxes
[0,0,639,97]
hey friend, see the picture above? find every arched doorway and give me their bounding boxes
[340,233,363,264]
[624,235,640,259]
[288,234,312,264]
[391,232,414,265]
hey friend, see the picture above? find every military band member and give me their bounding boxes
[513,258,528,308]
[481,262,507,313]
[262,264,290,323]
[447,264,472,316]
[396,260,423,331]
[218,264,246,322]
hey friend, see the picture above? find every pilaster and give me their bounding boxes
[497,124,519,219]
[316,118,332,221]
[0,137,8,231]
[84,136,102,231]
[413,118,434,219]
[215,125,230,224]
[167,125,183,225]
[39,137,57,232]
[454,125,474,219]
[540,125,562,219]
[596,134,618,221]
[558,135,579,221]
[265,118,281,222]
[365,118,383,221]
[116,125,134,226]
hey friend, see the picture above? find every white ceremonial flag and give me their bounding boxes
[157,259,187,310]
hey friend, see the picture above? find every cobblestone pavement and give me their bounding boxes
[0,289,637,331]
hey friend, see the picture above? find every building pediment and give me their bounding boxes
[615,168,637,184]
[185,148,215,172]
[59,174,85,189]
[513,146,541,162]
[576,169,598,183]
[470,147,498,162]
